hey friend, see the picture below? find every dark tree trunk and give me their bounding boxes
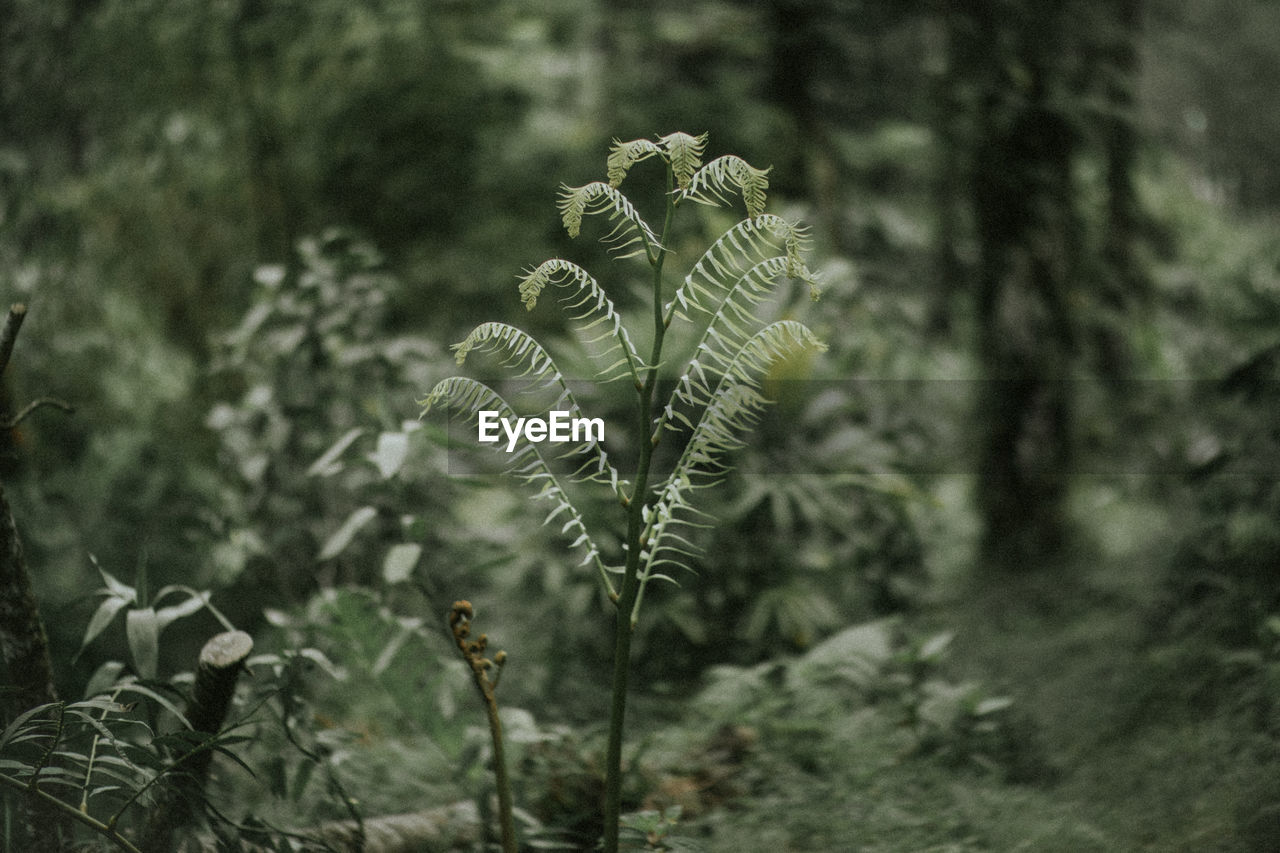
[969,2,1080,572]
[228,0,297,264]
[0,480,58,721]
[926,2,975,336]
[1097,0,1147,375]
[0,307,58,724]
[0,305,69,850]
[765,0,846,250]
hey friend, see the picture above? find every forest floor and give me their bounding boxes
[672,480,1277,852]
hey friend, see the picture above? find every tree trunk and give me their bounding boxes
[0,304,69,849]
[969,2,1079,572]
[228,0,296,264]
[0,480,57,722]
[1097,0,1147,375]
[926,2,974,336]
[765,0,844,250]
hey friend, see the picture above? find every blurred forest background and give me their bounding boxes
[3,0,1280,850]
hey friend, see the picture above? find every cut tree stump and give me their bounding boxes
[140,630,254,853]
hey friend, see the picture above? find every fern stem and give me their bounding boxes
[603,165,676,853]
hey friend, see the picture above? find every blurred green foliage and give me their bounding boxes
[1,0,1280,848]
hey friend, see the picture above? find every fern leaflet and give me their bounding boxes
[666,214,812,324]
[659,131,707,190]
[450,321,623,489]
[557,182,660,259]
[517,259,642,384]
[419,377,617,593]
[664,255,820,431]
[681,155,772,218]
[629,321,827,622]
[606,138,663,188]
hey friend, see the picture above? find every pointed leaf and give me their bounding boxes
[973,696,1014,716]
[155,590,209,631]
[93,559,136,603]
[78,596,130,658]
[125,608,159,679]
[318,506,378,561]
[918,631,954,662]
[83,661,126,699]
[307,428,365,477]
[114,682,191,727]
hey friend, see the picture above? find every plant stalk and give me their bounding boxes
[448,602,515,853]
[602,168,676,853]
[484,691,516,853]
[0,772,142,853]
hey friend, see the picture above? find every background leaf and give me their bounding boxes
[369,431,410,479]
[318,506,379,561]
[125,607,159,679]
[381,543,422,584]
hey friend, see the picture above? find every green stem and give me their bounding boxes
[603,167,676,853]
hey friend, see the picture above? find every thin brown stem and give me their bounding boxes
[448,601,515,853]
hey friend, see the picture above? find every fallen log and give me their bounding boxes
[186,800,481,853]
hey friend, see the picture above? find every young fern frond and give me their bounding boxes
[557,182,659,259]
[664,255,817,429]
[517,259,642,384]
[606,132,706,190]
[419,377,617,593]
[666,215,812,325]
[423,132,826,853]
[659,131,707,190]
[452,321,557,376]
[681,155,772,218]
[630,321,827,622]
[606,138,663,188]
[451,322,624,489]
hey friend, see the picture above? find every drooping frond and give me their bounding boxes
[450,322,623,489]
[419,377,617,591]
[659,131,708,190]
[517,259,642,384]
[666,215,811,324]
[557,182,659,259]
[452,321,556,375]
[664,256,821,426]
[628,321,826,622]
[606,138,663,188]
[681,155,772,218]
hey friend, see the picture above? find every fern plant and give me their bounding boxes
[420,131,824,852]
